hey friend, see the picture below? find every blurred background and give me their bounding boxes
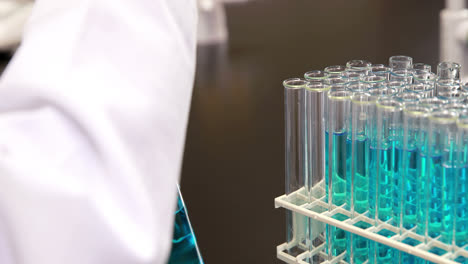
[0,0,447,263]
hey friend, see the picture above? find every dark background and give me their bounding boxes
[180,0,443,264]
[0,0,445,263]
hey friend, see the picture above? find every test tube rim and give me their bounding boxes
[428,109,459,124]
[403,104,431,118]
[395,92,421,103]
[345,59,372,69]
[305,82,331,92]
[389,55,413,69]
[304,70,328,80]
[437,61,461,70]
[376,98,403,112]
[283,78,308,89]
[369,87,398,97]
[328,89,352,101]
[324,65,346,75]
[390,69,413,77]
[361,75,386,84]
[351,92,377,105]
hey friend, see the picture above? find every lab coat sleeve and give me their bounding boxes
[0,0,197,263]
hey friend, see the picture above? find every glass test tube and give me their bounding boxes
[305,70,328,82]
[419,97,448,111]
[305,81,330,261]
[341,71,364,82]
[347,93,376,264]
[437,90,466,103]
[284,78,308,253]
[370,65,390,80]
[346,81,370,93]
[413,70,436,85]
[413,63,431,72]
[389,69,413,84]
[361,75,386,89]
[346,59,372,75]
[426,110,459,242]
[397,105,431,232]
[394,92,421,106]
[369,87,398,98]
[435,79,460,96]
[326,89,352,258]
[386,80,407,93]
[455,113,468,248]
[437,62,461,81]
[325,65,347,77]
[369,98,403,264]
[405,83,434,98]
[389,55,413,70]
[369,98,403,222]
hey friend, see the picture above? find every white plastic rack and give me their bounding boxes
[275,182,468,264]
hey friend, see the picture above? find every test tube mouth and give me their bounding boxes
[444,103,468,113]
[390,69,412,77]
[283,78,308,89]
[413,63,431,72]
[369,87,398,97]
[341,71,364,80]
[306,82,331,92]
[328,89,352,100]
[413,70,436,81]
[376,97,403,112]
[403,104,431,118]
[395,92,421,103]
[324,65,346,75]
[429,110,459,124]
[361,75,386,84]
[346,81,370,92]
[406,83,432,92]
[351,92,377,105]
[386,80,406,90]
[389,55,413,69]
[346,59,372,70]
[304,70,328,80]
[437,61,461,71]
[419,97,448,110]
[437,90,466,100]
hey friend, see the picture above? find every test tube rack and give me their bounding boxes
[275,181,468,264]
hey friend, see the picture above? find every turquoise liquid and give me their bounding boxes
[352,137,370,214]
[369,144,394,222]
[350,137,370,264]
[369,242,394,264]
[441,161,456,244]
[394,146,419,230]
[326,132,351,257]
[423,153,443,239]
[168,190,203,264]
[455,165,468,247]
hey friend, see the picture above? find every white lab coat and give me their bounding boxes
[0,0,197,263]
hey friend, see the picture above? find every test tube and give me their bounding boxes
[437,62,461,81]
[413,70,436,85]
[455,112,468,248]
[347,93,376,264]
[437,90,466,103]
[419,97,448,111]
[361,75,386,89]
[435,79,460,96]
[413,63,431,72]
[426,110,459,241]
[369,97,403,264]
[341,71,365,82]
[346,81,370,93]
[389,69,413,84]
[346,59,372,75]
[370,65,391,80]
[325,65,347,77]
[327,89,352,258]
[397,105,431,231]
[284,78,308,254]
[305,81,330,260]
[386,80,407,93]
[369,97,403,223]
[389,55,413,70]
[369,87,398,99]
[305,70,328,82]
[405,83,434,98]
[394,92,421,106]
